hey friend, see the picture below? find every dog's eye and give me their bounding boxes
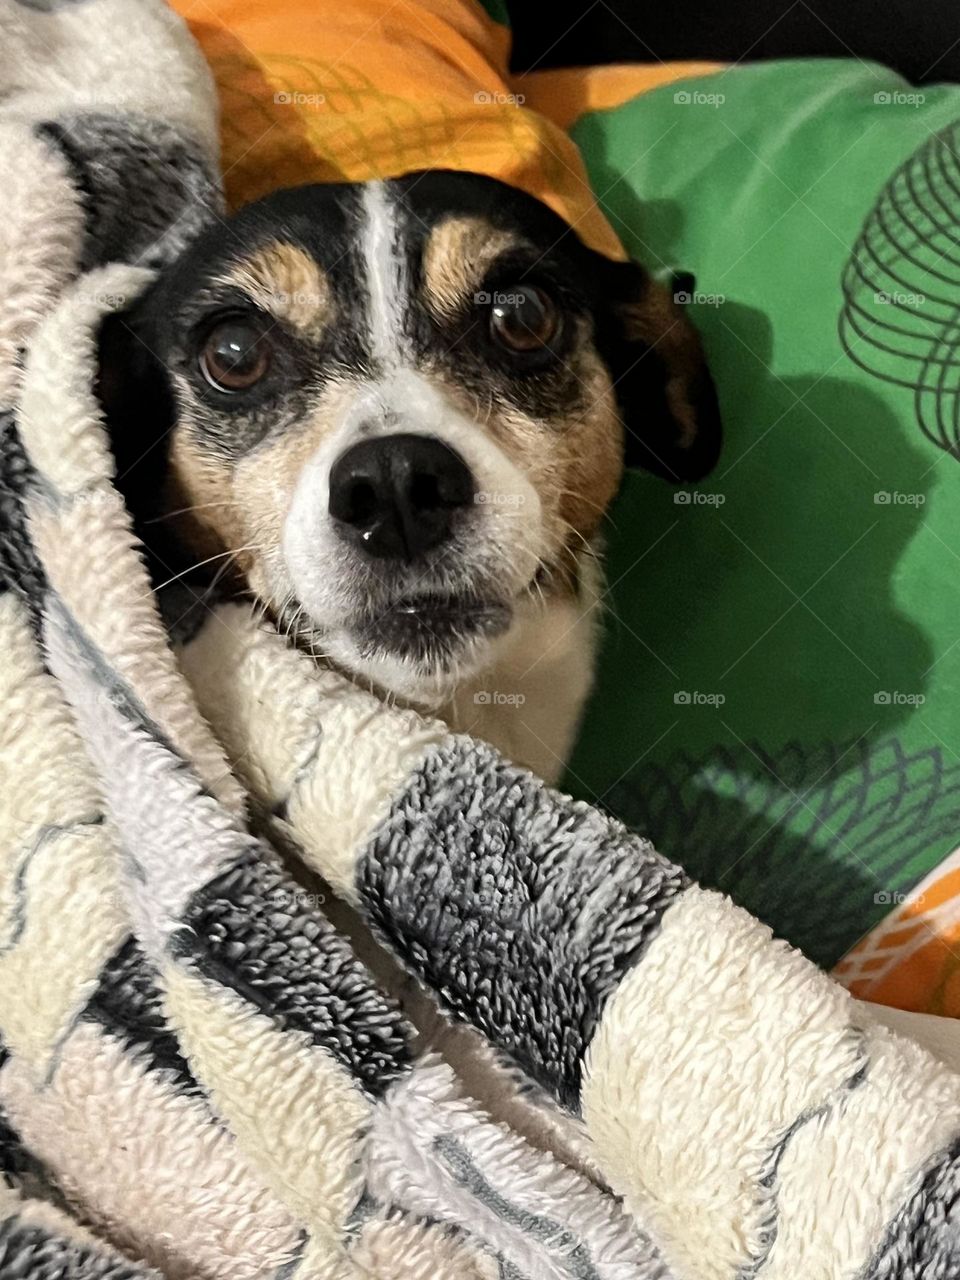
[199,317,272,392]
[490,285,559,352]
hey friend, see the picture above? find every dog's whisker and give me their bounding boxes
[147,545,264,598]
[556,517,595,557]
[554,488,612,520]
[207,546,251,596]
[290,604,308,645]
[144,499,243,524]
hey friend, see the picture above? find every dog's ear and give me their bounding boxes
[594,260,722,482]
[96,304,176,518]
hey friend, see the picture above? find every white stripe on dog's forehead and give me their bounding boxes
[361,182,408,368]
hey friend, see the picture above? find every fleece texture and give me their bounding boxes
[0,1,959,1276]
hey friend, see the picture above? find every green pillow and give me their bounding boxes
[566,61,960,968]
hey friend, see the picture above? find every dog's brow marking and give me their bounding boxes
[362,181,407,369]
[221,242,331,334]
[423,219,521,319]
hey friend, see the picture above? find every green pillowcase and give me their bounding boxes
[566,61,960,967]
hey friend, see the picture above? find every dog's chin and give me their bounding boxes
[315,593,514,706]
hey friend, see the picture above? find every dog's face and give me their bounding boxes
[103,172,720,703]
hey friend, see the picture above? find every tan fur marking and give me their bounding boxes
[422,218,522,319]
[165,432,250,584]
[221,242,333,334]
[429,346,622,594]
[498,362,621,588]
[552,357,623,547]
[166,381,359,600]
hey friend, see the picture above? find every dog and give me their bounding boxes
[100,170,721,781]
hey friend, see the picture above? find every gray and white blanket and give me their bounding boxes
[1,1,959,1276]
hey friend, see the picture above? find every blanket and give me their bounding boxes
[1,1,960,1276]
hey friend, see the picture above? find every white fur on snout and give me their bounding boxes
[361,181,408,369]
[280,368,544,698]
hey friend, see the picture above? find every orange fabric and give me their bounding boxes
[834,848,960,1016]
[168,0,633,258]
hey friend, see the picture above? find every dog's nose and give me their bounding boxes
[328,433,475,561]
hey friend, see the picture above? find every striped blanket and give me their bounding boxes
[1,1,960,1276]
